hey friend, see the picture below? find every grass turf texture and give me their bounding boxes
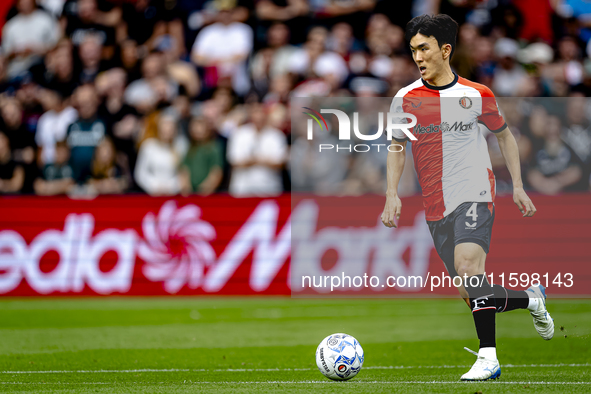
[0,298,589,393]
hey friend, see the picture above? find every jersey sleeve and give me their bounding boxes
[389,92,410,142]
[477,87,507,133]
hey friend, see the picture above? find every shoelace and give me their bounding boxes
[464,347,479,357]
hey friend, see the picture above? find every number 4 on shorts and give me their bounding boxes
[465,203,478,228]
[466,203,478,221]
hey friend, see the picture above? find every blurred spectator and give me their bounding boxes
[0,131,24,193]
[554,36,584,87]
[557,0,591,42]
[64,0,116,52]
[161,41,201,99]
[88,136,128,194]
[490,3,523,41]
[33,140,74,195]
[171,90,193,138]
[203,87,246,138]
[251,22,296,98]
[451,23,478,80]
[0,97,36,192]
[96,68,139,177]
[310,0,376,39]
[35,88,78,164]
[512,0,554,43]
[289,26,328,79]
[472,35,495,88]
[290,115,347,194]
[365,28,393,80]
[134,113,182,196]
[492,38,527,97]
[2,0,61,78]
[30,39,77,98]
[289,26,350,95]
[191,0,253,95]
[75,32,109,85]
[0,97,35,158]
[524,104,550,153]
[562,94,591,189]
[227,103,287,196]
[124,52,178,113]
[66,84,106,183]
[120,0,184,58]
[528,115,584,194]
[263,73,293,104]
[255,0,309,44]
[340,153,385,195]
[0,55,7,92]
[117,39,141,83]
[16,78,45,130]
[326,22,362,59]
[180,117,224,195]
[516,42,555,96]
[486,98,532,194]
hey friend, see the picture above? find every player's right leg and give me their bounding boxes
[487,280,554,340]
[484,282,554,340]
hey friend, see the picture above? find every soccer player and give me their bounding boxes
[381,14,554,381]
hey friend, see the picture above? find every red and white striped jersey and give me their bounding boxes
[390,74,507,221]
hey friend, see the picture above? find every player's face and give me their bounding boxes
[409,33,450,82]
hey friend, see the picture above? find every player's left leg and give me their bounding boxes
[450,202,500,380]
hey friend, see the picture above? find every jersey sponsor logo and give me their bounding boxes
[414,121,475,135]
[414,123,441,134]
[441,121,475,132]
[459,96,473,109]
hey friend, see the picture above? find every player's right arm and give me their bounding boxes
[381,140,406,228]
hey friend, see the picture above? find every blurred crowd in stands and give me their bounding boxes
[0,0,590,197]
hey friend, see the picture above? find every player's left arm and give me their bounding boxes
[494,127,537,217]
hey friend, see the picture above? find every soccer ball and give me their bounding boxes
[315,333,364,380]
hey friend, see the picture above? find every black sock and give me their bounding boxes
[465,274,496,349]
[492,285,529,313]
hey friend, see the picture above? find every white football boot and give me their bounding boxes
[526,284,554,340]
[461,348,501,381]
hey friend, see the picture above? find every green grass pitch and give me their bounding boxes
[0,297,589,393]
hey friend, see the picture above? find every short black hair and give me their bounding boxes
[405,14,459,59]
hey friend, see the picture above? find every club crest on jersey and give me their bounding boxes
[459,96,473,109]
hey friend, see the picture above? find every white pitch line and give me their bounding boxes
[1,363,589,374]
[0,381,590,385]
